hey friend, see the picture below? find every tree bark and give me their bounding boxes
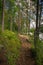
[10,16,13,31]
[26,1,30,33]
[18,12,20,32]
[2,0,5,32]
[34,0,39,65]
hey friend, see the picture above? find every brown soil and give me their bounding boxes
[0,47,8,65]
[16,34,35,65]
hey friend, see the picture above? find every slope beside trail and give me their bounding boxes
[16,34,35,65]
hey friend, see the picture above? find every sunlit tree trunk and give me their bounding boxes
[18,11,20,32]
[29,0,30,6]
[2,0,5,32]
[26,1,30,34]
[17,4,21,33]
[10,16,13,31]
[19,12,22,33]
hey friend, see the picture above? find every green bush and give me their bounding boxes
[0,30,21,65]
[30,28,35,33]
[29,32,43,65]
[40,25,43,33]
[13,22,18,32]
[35,40,43,65]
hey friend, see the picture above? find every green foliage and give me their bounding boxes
[4,11,10,30]
[6,0,17,16]
[28,34,34,48]
[30,28,35,33]
[0,0,2,11]
[28,28,35,45]
[0,0,2,23]
[0,30,21,65]
[40,25,43,33]
[32,0,37,3]
[36,40,43,65]
[29,34,43,65]
[0,26,1,30]
[13,22,18,32]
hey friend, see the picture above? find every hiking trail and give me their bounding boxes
[16,34,35,65]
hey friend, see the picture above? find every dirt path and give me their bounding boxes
[16,34,35,65]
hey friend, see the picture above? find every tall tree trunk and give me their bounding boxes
[34,0,39,65]
[17,1,20,33]
[39,5,42,29]
[34,0,39,42]
[26,1,30,34]
[29,0,30,6]
[2,0,5,32]
[10,16,13,31]
[34,0,39,50]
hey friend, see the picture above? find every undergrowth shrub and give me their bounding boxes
[28,31,43,65]
[36,40,43,65]
[0,30,21,65]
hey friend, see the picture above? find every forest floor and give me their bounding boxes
[0,34,35,65]
[16,34,35,65]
